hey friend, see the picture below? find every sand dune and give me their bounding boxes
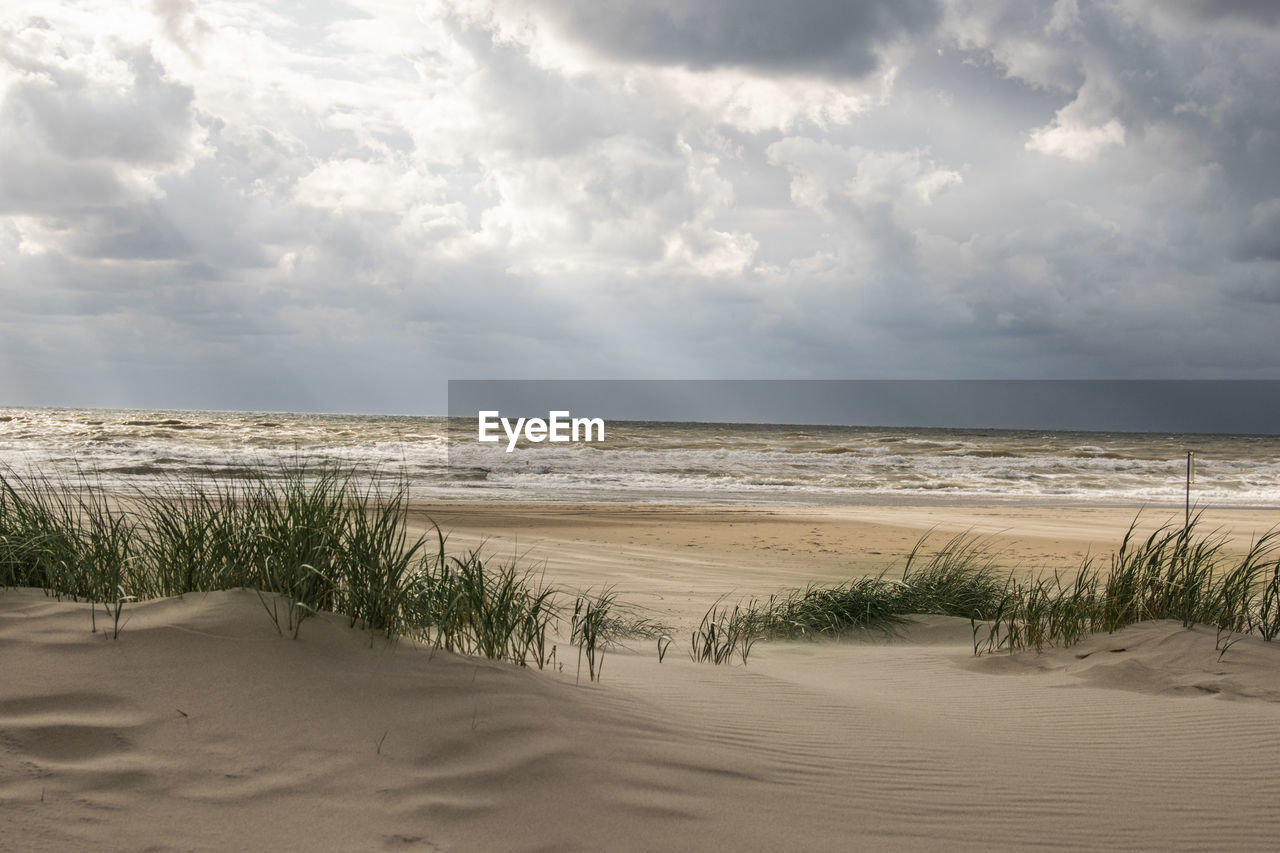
[6,503,1280,850]
[6,586,1280,850]
[1,589,793,852]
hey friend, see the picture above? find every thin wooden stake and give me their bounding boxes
[1185,450,1195,529]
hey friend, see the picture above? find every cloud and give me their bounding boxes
[152,0,212,58]
[1166,0,1280,27]
[294,158,447,215]
[517,0,940,76]
[766,138,962,219]
[0,20,205,221]
[470,132,757,277]
[1242,198,1280,260]
[1027,117,1125,161]
[2,0,1280,413]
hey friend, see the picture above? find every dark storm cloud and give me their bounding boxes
[1241,200,1280,261]
[532,0,940,75]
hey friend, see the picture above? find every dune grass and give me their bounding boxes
[692,519,1280,664]
[979,516,1280,654]
[0,465,591,669]
[706,533,1009,654]
[897,533,1009,620]
[6,465,1280,668]
[690,598,759,664]
[570,589,615,682]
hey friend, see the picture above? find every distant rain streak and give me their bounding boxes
[477,411,605,452]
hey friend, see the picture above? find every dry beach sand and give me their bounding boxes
[5,503,1280,851]
[414,502,1280,630]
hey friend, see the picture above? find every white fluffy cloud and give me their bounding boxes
[767,139,963,217]
[1027,117,1125,161]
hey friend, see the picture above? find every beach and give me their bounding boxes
[8,0,1280,844]
[415,501,1280,628]
[5,500,1280,851]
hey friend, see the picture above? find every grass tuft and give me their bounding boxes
[9,466,1280,668]
[690,598,758,665]
[0,464,561,668]
[977,515,1280,654]
[692,531,1008,663]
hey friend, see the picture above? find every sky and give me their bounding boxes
[1,0,1278,415]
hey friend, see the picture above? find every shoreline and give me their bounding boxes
[409,489,1280,511]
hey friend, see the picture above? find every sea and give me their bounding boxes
[2,406,1280,508]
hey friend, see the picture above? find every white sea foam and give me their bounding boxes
[2,407,1279,506]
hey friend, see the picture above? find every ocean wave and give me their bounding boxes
[4,407,1280,506]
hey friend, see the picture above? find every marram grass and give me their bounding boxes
[0,465,611,670]
[978,515,1280,654]
[717,533,1010,649]
[694,518,1280,664]
[5,465,1280,668]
